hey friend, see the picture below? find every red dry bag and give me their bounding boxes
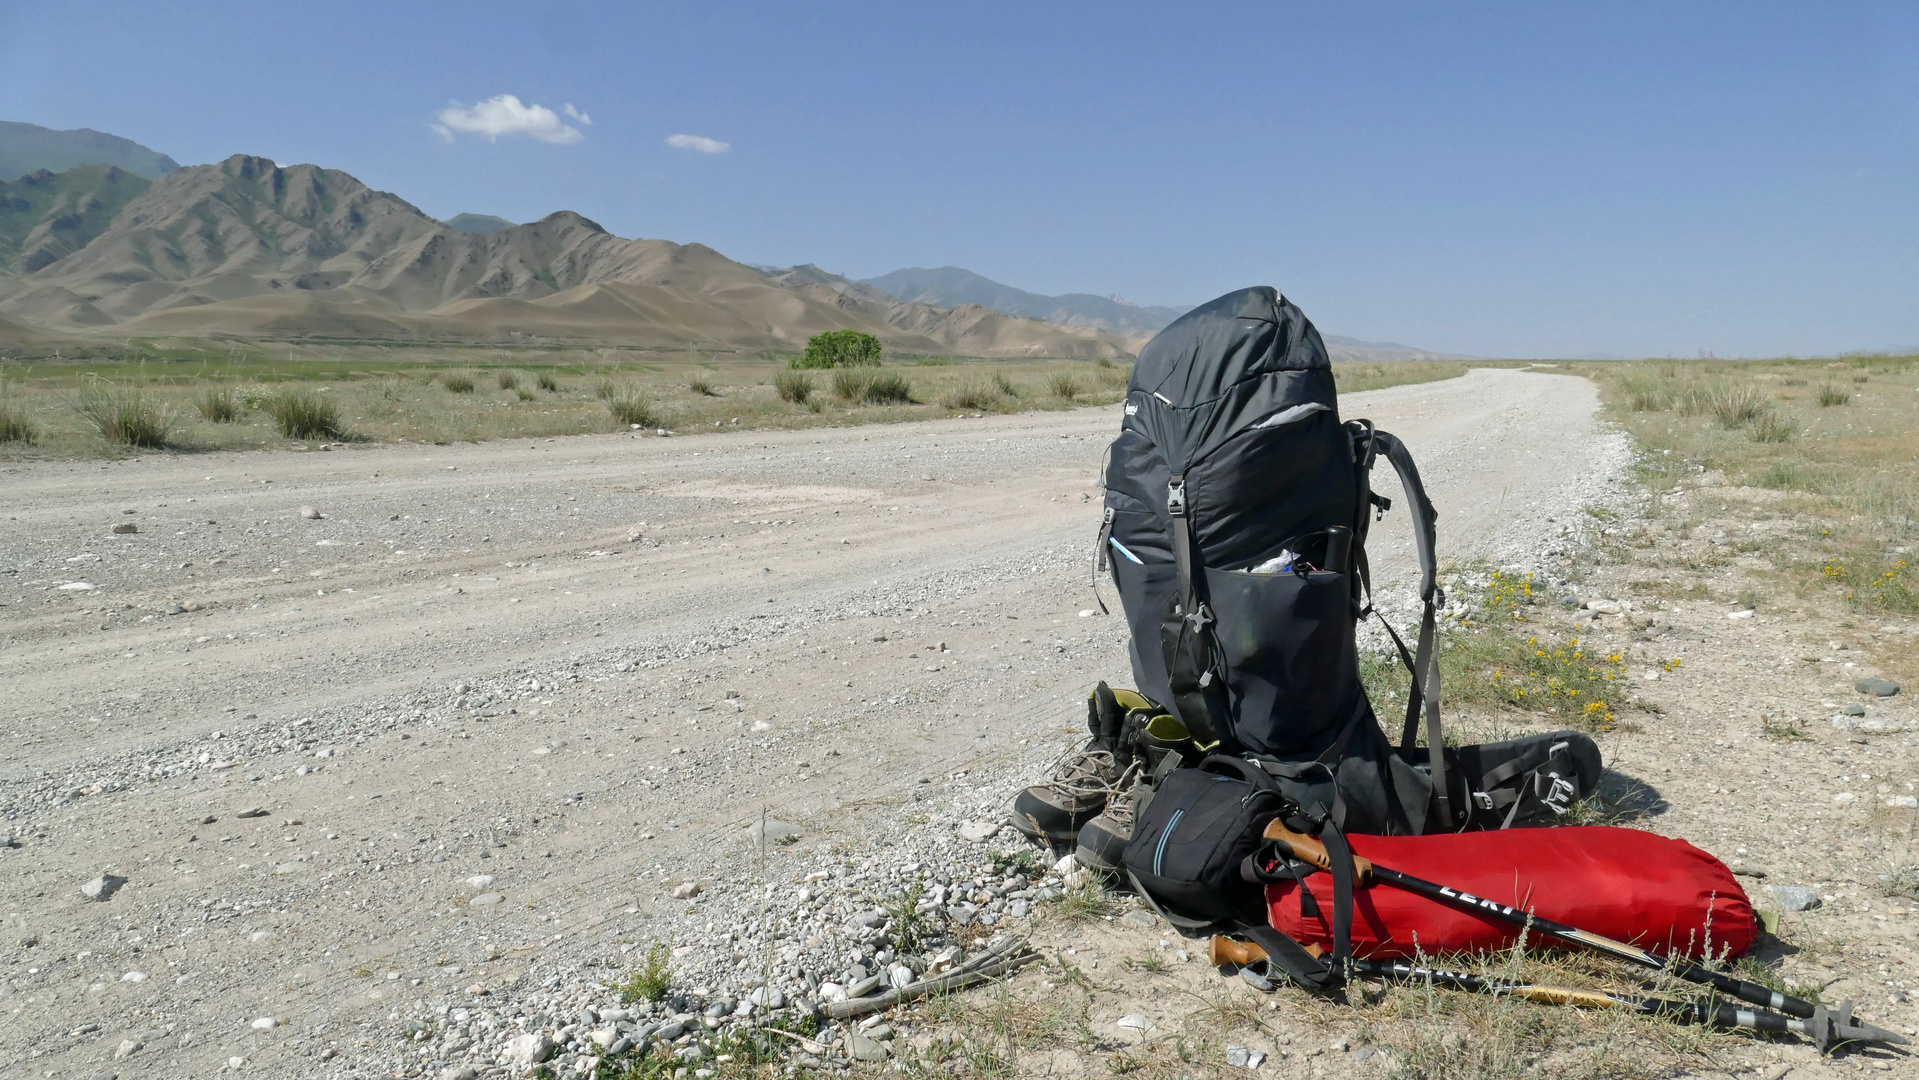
[1266,825,1755,960]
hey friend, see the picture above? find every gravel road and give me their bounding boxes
[0,368,1629,1076]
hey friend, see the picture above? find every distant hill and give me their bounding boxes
[0,121,180,181]
[1319,334,1475,364]
[862,266,1189,338]
[0,155,1130,357]
[0,164,152,274]
[444,213,517,234]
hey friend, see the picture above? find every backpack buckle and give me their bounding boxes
[1166,478,1187,517]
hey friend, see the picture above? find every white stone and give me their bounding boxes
[465,875,495,890]
[1887,796,1919,809]
[1726,609,1754,619]
[121,970,147,982]
[958,820,999,842]
[1833,792,1857,805]
[1117,1014,1151,1030]
[670,881,701,899]
[505,1032,556,1065]
[469,892,505,908]
[818,982,848,1003]
[57,581,98,591]
[251,1017,278,1030]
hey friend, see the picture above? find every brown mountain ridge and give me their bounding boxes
[0,155,1129,357]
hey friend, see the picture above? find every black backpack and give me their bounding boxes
[1097,286,1599,836]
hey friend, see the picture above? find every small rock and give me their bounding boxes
[250,1017,277,1030]
[115,1038,142,1059]
[1833,792,1857,805]
[57,581,97,591]
[888,963,914,989]
[440,1067,479,1080]
[469,892,505,908]
[670,881,701,900]
[1767,885,1821,912]
[111,523,138,534]
[1856,678,1900,697]
[1226,1045,1251,1067]
[1117,1014,1151,1031]
[235,807,268,819]
[505,1032,556,1065]
[120,970,146,982]
[1726,609,1754,619]
[228,1057,246,1069]
[1842,702,1868,717]
[848,974,885,998]
[464,874,495,890]
[1120,909,1157,928]
[299,506,322,520]
[846,1033,891,1061]
[1888,796,1919,809]
[81,874,127,902]
[957,820,999,842]
[1584,599,1622,615]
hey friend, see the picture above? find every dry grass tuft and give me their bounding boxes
[773,370,812,404]
[536,372,560,393]
[195,387,243,422]
[1048,373,1082,400]
[605,387,659,428]
[441,373,476,394]
[496,371,519,391]
[0,395,38,443]
[687,372,717,396]
[71,381,171,447]
[265,389,344,440]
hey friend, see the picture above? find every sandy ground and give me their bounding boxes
[1,369,1670,1077]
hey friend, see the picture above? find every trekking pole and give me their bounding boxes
[1257,821,1906,1050]
[1208,937,1865,1043]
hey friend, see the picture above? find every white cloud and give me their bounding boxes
[434,94,587,145]
[666,133,730,154]
[563,103,591,124]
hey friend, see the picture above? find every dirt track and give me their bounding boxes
[0,369,1629,1076]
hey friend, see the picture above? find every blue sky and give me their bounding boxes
[4,2,1915,358]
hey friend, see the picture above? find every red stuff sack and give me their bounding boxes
[1266,826,1755,960]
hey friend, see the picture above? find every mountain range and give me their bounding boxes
[860,266,1189,338]
[0,121,180,182]
[0,154,1127,356]
[0,122,1466,360]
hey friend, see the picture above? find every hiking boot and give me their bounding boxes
[1074,763,1141,872]
[1009,740,1124,844]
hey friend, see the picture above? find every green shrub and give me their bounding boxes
[536,372,560,393]
[1815,381,1850,407]
[606,387,659,427]
[774,371,813,403]
[993,372,1019,398]
[1048,373,1082,400]
[0,396,37,443]
[594,375,617,401]
[196,387,243,422]
[793,329,882,369]
[617,944,673,1002]
[73,381,171,447]
[442,373,475,394]
[687,372,716,396]
[515,388,535,402]
[496,371,519,391]
[267,389,343,440]
[1619,375,1670,412]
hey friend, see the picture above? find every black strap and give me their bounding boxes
[1092,507,1116,615]
[1240,924,1342,994]
[1163,474,1233,753]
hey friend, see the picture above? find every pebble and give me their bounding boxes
[469,892,505,908]
[845,1033,890,1062]
[957,820,999,842]
[1842,702,1868,717]
[236,806,269,818]
[1117,1014,1151,1030]
[1120,909,1157,928]
[81,874,127,902]
[114,1038,141,1059]
[1833,792,1857,805]
[111,522,138,534]
[670,881,701,899]
[1768,885,1822,912]
[1856,678,1901,697]
[250,1017,277,1030]
[299,506,323,519]
[1888,796,1919,809]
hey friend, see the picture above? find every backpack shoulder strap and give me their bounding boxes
[1364,429,1452,829]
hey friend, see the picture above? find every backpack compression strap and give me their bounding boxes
[1367,431,1452,830]
[1162,475,1234,754]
